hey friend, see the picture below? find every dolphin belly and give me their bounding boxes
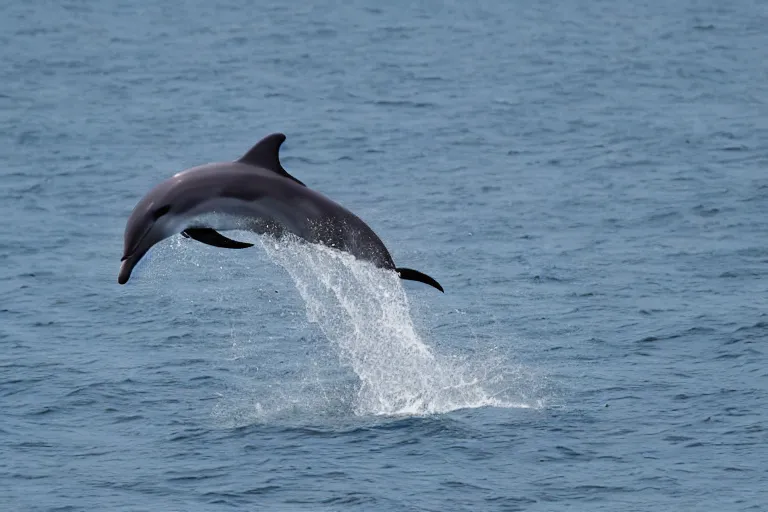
[188,194,396,270]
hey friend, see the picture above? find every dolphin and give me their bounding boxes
[118,133,444,292]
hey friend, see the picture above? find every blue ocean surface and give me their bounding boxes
[2,0,767,510]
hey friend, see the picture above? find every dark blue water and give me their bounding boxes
[3,0,768,510]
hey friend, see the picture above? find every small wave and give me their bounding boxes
[373,99,436,109]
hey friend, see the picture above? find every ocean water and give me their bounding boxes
[2,0,768,510]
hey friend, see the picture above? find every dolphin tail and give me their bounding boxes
[396,267,444,293]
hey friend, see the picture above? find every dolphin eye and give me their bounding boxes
[152,204,172,220]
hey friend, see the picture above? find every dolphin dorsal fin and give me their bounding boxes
[237,133,305,186]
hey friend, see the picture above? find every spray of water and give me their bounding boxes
[259,236,528,416]
[143,234,546,421]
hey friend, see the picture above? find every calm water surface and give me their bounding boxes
[2,0,768,510]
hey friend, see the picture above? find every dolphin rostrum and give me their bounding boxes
[118,133,444,292]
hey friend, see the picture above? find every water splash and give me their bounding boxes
[260,236,529,416]
[142,233,546,421]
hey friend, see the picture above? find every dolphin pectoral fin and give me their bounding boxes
[396,267,444,293]
[181,228,254,249]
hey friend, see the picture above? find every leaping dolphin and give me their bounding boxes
[118,133,444,292]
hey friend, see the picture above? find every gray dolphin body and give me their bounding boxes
[118,133,443,292]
